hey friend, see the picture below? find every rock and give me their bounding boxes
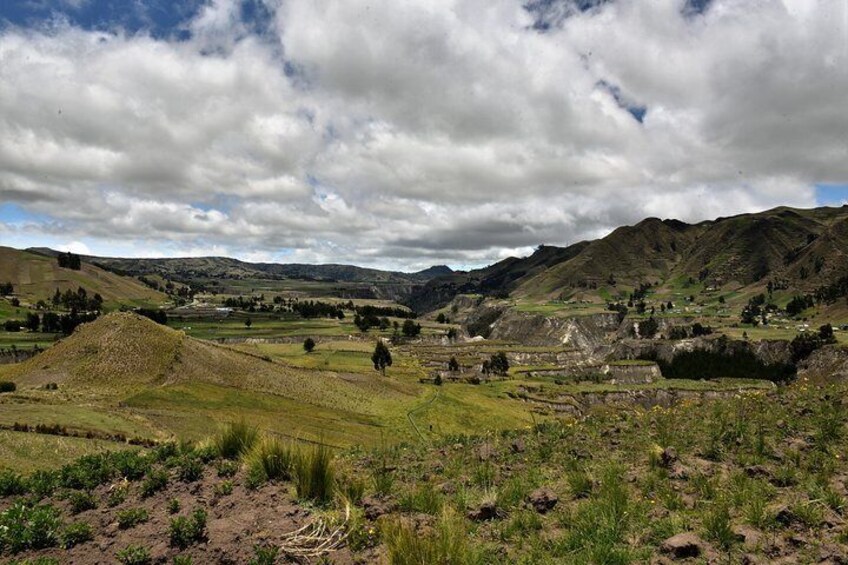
[773,505,796,527]
[733,525,761,549]
[510,438,526,453]
[527,487,558,514]
[361,495,396,521]
[661,447,679,467]
[745,465,774,480]
[660,533,704,559]
[467,501,499,521]
[475,443,495,461]
[668,463,690,480]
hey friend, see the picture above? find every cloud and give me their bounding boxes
[0,0,844,270]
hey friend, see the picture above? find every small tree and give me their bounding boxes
[436,313,447,324]
[402,319,421,338]
[434,373,442,386]
[488,352,509,376]
[371,341,392,376]
[244,318,252,329]
[303,337,316,353]
[448,356,460,372]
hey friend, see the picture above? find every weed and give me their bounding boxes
[108,485,129,507]
[293,443,335,504]
[173,556,193,565]
[61,522,94,549]
[117,508,150,530]
[176,455,203,483]
[399,483,444,515]
[0,469,27,497]
[214,421,259,460]
[382,506,485,565]
[216,460,238,478]
[140,468,168,498]
[214,480,234,496]
[566,463,593,499]
[249,545,280,565]
[116,545,152,565]
[167,498,181,514]
[169,508,208,549]
[67,489,97,514]
[703,500,735,550]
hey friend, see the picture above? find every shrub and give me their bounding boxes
[113,451,151,481]
[169,509,207,549]
[216,459,239,478]
[214,421,259,460]
[61,522,94,548]
[0,502,62,553]
[167,498,181,514]
[247,437,293,484]
[214,480,234,496]
[117,508,149,530]
[27,470,59,499]
[107,485,129,507]
[116,545,152,565]
[382,507,484,565]
[140,469,168,498]
[303,337,316,353]
[67,490,97,514]
[176,455,203,483]
[0,469,27,497]
[293,443,335,504]
[0,381,16,393]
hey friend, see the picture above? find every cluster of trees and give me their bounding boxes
[638,316,658,339]
[222,296,270,312]
[4,310,98,335]
[786,295,815,317]
[138,276,196,300]
[740,293,778,326]
[435,313,451,324]
[291,301,345,319]
[641,338,795,383]
[667,323,713,340]
[789,324,837,364]
[481,351,509,376]
[57,252,82,270]
[52,287,103,312]
[0,282,12,295]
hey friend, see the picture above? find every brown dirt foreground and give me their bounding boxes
[0,469,364,564]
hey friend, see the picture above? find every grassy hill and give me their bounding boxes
[0,247,165,308]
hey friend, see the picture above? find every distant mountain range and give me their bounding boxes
[406,205,848,312]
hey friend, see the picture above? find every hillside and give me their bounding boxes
[2,313,390,414]
[25,251,452,285]
[408,205,848,310]
[0,247,165,307]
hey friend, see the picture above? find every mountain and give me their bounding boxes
[0,246,165,306]
[26,250,452,286]
[407,205,848,310]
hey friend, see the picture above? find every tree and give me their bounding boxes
[303,337,316,353]
[402,319,421,338]
[436,313,447,324]
[487,352,509,376]
[448,356,460,372]
[434,373,442,386]
[446,328,458,341]
[371,341,392,376]
[24,313,40,332]
[244,318,252,329]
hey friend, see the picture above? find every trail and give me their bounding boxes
[406,389,440,441]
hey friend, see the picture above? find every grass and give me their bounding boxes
[293,442,336,504]
[382,507,487,565]
[214,421,259,460]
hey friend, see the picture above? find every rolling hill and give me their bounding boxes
[407,205,848,310]
[0,246,166,307]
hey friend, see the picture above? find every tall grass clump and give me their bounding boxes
[382,507,485,565]
[214,421,259,460]
[293,443,335,504]
[246,437,294,484]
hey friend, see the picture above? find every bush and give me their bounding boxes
[214,421,259,460]
[67,490,97,514]
[0,469,27,497]
[382,507,484,565]
[169,509,207,549]
[140,469,168,498]
[61,522,94,549]
[247,437,294,484]
[303,337,316,353]
[116,545,152,565]
[117,508,149,530]
[176,455,203,483]
[107,486,129,507]
[216,460,238,478]
[0,502,62,553]
[293,443,336,504]
[167,498,181,514]
[0,381,16,393]
[113,451,151,481]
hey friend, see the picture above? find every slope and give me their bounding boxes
[0,246,165,307]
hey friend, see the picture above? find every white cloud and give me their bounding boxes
[0,0,844,270]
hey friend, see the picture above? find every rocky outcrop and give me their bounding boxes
[797,345,848,382]
[609,336,793,367]
[485,310,623,353]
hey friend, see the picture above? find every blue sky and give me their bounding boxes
[0,1,846,269]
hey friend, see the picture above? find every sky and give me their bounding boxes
[0,0,847,271]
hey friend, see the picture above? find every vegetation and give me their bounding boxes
[213,421,260,461]
[371,341,392,375]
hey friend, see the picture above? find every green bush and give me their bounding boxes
[214,480,234,496]
[26,470,59,499]
[140,468,168,498]
[0,469,27,497]
[176,455,203,483]
[117,508,149,530]
[0,502,62,553]
[113,451,151,481]
[67,490,97,514]
[293,443,335,504]
[216,460,238,478]
[107,485,129,507]
[169,509,207,549]
[214,421,259,460]
[116,544,152,565]
[247,437,293,484]
[167,498,181,514]
[61,522,94,549]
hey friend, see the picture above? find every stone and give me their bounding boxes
[361,495,396,521]
[527,487,558,514]
[660,532,704,559]
[467,500,499,521]
[510,438,526,453]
